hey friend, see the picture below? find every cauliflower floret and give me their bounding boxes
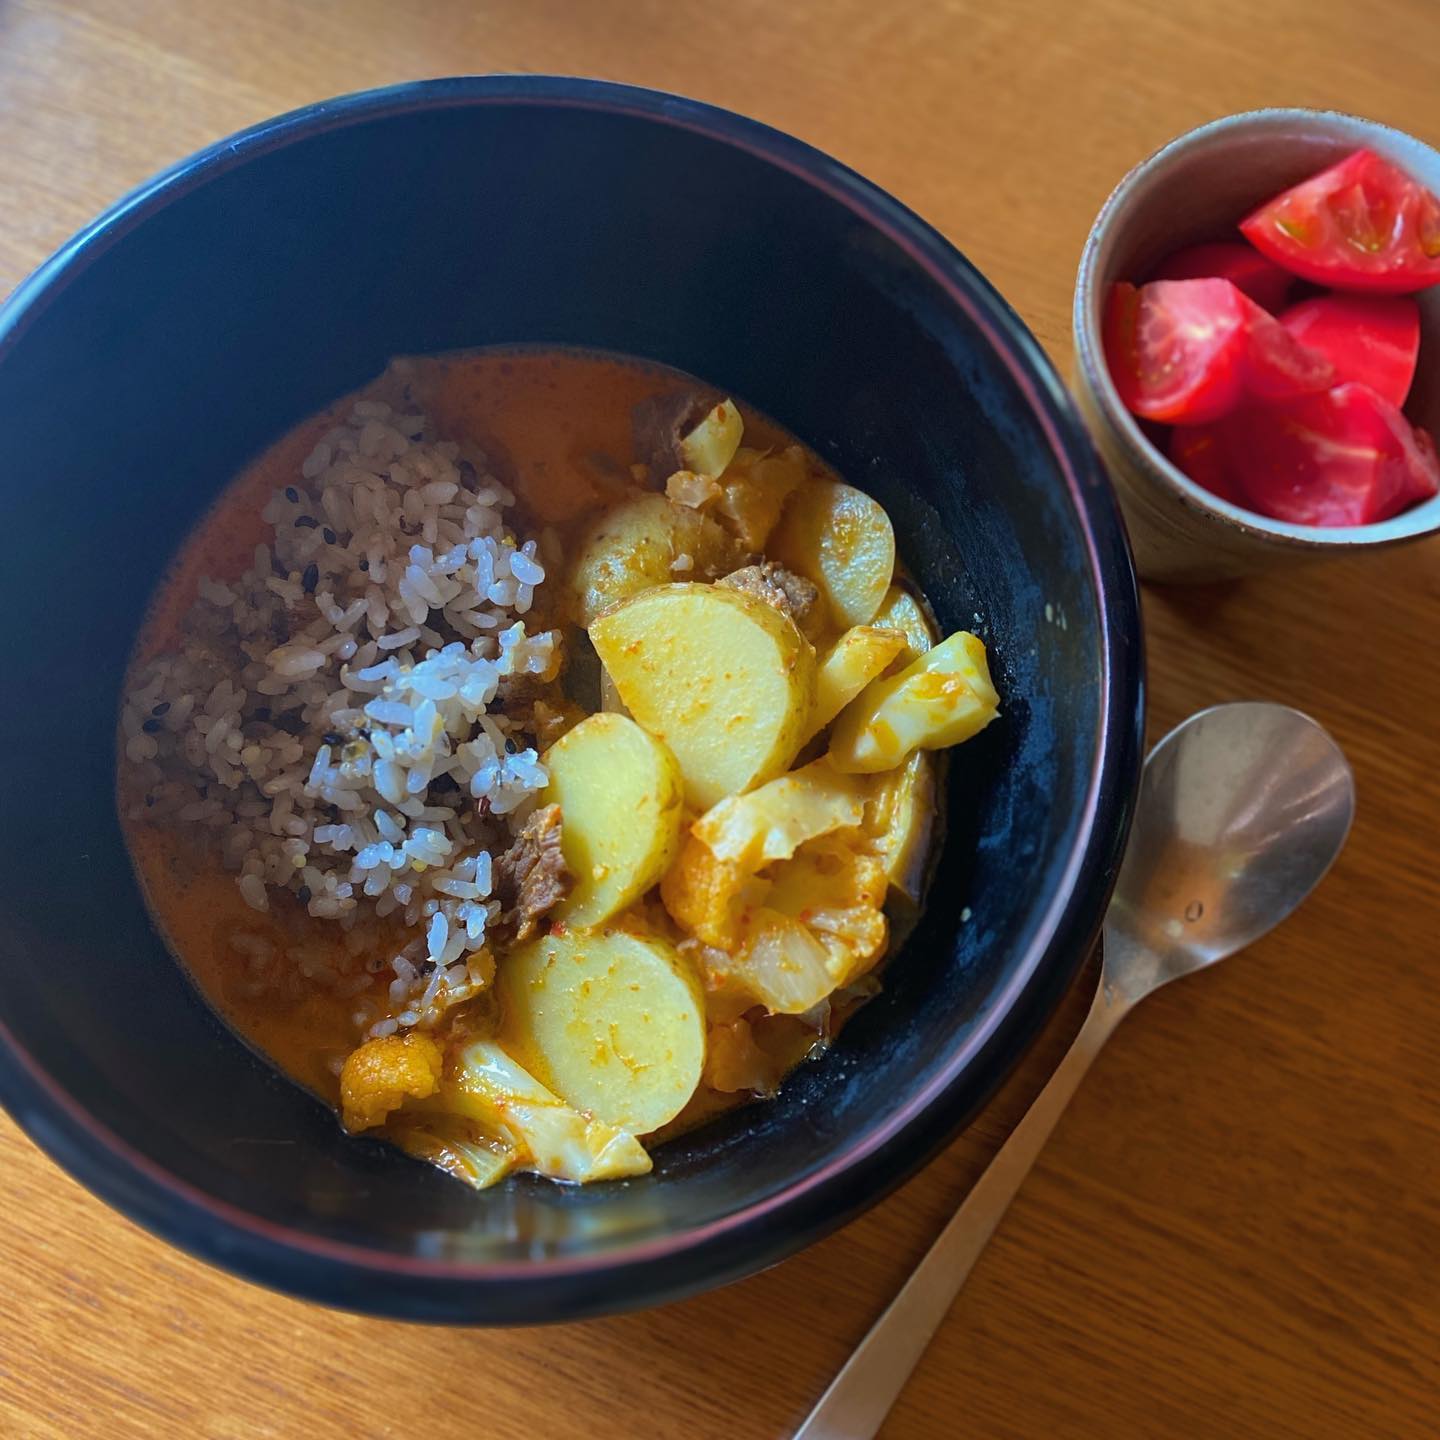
[339,1030,445,1133]
[669,830,888,1016]
[662,760,870,947]
[691,759,870,871]
[665,469,721,510]
[660,834,757,949]
[713,446,806,551]
[766,835,888,986]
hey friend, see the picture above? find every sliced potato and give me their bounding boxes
[499,926,706,1135]
[829,631,999,773]
[570,493,737,626]
[806,625,908,740]
[445,1040,651,1182]
[692,758,870,870]
[591,582,816,809]
[867,750,938,903]
[540,713,684,928]
[771,480,895,628]
[680,398,744,478]
[871,585,937,671]
[714,445,806,550]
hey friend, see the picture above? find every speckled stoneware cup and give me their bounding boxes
[1074,108,1440,583]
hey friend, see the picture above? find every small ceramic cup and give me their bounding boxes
[1073,107,1440,583]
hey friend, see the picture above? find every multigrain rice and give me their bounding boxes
[122,392,560,1032]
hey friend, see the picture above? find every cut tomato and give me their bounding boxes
[1279,293,1420,407]
[1151,241,1294,312]
[1104,279,1333,424]
[1241,148,1440,294]
[1218,383,1440,526]
[1168,424,1243,504]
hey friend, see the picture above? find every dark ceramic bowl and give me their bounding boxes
[0,77,1142,1323]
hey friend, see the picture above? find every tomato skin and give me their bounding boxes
[1104,279,1332,424]
[1240,148,1440,294]
[1151,242,1294,312]
[1279,293,1420,407]
[1217,383,1440,526]
[1168,424,1244,504]
[1104,280,1241,423]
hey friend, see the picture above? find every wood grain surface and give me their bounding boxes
[3,2,1439,1436]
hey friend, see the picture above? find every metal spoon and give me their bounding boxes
[795,702,1354,1440]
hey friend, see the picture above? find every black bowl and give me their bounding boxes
[0,77,1142,1322]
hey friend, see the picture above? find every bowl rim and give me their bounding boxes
[0,73,1144,1321]
[1073,104,1440,550]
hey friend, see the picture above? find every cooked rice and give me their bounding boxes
[121,393,560,1032]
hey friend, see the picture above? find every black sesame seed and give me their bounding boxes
[322,731,343,746]
[504,737,518,755]
[285,486,299,503]
[141,717,162,733]
[302,563,319,594]
[145,794,156,808]
[297,885,312,905]
[275,712,306,735]
[323,527,337,545]
[151,700,171,717]
[358,558,370,572]
[294,515,318,529]
[458,460,477,486]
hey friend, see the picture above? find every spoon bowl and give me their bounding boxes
[1104,703,1355,1001]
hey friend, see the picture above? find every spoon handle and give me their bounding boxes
[793,979,1128,1440]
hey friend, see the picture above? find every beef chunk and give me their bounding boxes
[492,803,572,943]
[718,561,823,639]
[631,390,715,485]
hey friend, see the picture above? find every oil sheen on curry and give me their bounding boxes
[119,349,1000,1190]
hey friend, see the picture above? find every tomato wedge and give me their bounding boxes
[1151,241,1294,312]
[1241,148,1440,294]
[1168,424,1243,504]
[1279,293,1420,407]
[1219,383,1440,526]
[1104,279,1333,424]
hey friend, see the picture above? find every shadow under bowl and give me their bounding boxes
[0,76,1141,1322]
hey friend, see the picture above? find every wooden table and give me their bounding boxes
[4,2,1439,1435]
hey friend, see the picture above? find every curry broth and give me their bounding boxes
[122,349,833,1118]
